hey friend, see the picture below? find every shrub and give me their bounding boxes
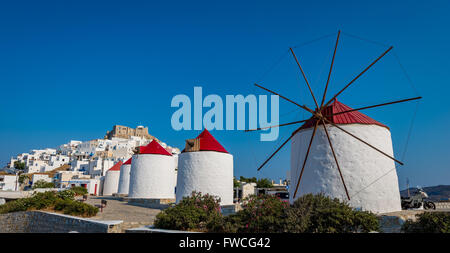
[70,186,88,196]
[152,192,379,233]
[221,194,289,233]
[402,212,450,233]
[154,191,222,232]
[256,178,273,188]
[14,161,26,171]
[18,174,27,184]
[238,176,273,188]
[233,178,240,188]
[32,180,55,189]
[29,191,59,209]
[0,190,97,217]
[285,193,379,233]
[54,199,98,217]
[57,190,75,200]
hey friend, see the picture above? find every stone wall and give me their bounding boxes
[125,225,201,233]
[436,202,450,209]
[0,211,122,233]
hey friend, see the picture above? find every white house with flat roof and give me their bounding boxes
[0,175,18,191]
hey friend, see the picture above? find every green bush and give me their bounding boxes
[152,192,379,233]
[32,180,55,189]
[0,190,97,217]
[221,194,289,233]
[70,186,88,196]
[54,199,98,217]
[285,193,379,233]
[18,174,27,184]
[57,189,75,200]
[402,212,450,233]
[238,176,273,188]
[14,161,26,171]
[154,191,222,232]
[29,191,59,209]
[256,178,273,188]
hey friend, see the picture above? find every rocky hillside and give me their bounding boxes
[400,185,450,201]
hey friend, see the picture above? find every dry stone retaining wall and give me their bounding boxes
[436,202,450,209]
[0,211,122,233]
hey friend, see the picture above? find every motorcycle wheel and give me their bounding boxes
[424,201,436,210]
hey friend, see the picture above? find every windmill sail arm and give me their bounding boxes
[324,46,394,108]
[254,83,316,115]
[321,119,350,200]
[245,119,310,132]
[293,120,320,198]
[326,96,422,117]
[320,30,341,108]
[322,118,404,165]
[257,133,294,171]
[290,48,320,109]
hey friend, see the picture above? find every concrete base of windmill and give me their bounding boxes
[127,198,176,209]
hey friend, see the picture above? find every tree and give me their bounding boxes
[239,176,257,184]
[18,174,28,184]
[14,161,26,171]
[237,176,273,188]
[233,178,240,188]
[256,178,273,188]
[32,180,55,189]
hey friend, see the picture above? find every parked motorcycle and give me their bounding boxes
[401,188,436,210]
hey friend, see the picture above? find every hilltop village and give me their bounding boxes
[0,125,180,194]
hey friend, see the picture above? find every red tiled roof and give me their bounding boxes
[123,157,132,165]
[196,129,228,153]
[298,99,389,131]
[139,140,172,156]
[108,161,123,171]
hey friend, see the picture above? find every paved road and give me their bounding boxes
[84,196,161,224]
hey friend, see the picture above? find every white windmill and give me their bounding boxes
[248,31,421,213]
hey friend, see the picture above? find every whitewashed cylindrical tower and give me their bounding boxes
[289,100,402,213]
[102,161,123,196]
[128,140,176,199]
[176,129,233,205]
[117,157,132,195]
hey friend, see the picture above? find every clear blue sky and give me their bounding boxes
[0,0,449,190]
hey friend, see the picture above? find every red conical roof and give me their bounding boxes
[297,99,389,131]
[108,161,123,171]
[195,129,228,153]
[139,140,172,156]
[123,157,132,165]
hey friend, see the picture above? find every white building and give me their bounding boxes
[58,140,82,156]
[289,100,402,214]
[0,175,19,191]
[31,174,52,186]
[10,148,69,173]
[67,178,101,195]
[176,129,234,205]
[71,159,90,172]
